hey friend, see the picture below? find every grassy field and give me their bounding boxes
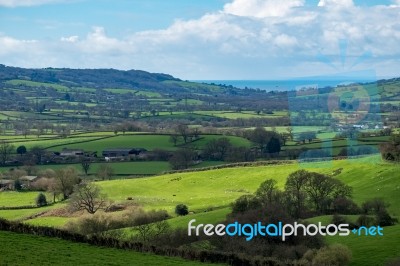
[48,134,252,153]
[0,192,52,207]
[0,155,398,265]
[326,224,400,266]
[0,231,215,266]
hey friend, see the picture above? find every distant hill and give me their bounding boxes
[0,64,224,94]
[0,65,180,89]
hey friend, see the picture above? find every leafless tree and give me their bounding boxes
[0,141,14,165]
[69,182,107,214]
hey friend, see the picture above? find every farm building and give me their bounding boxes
[19,176,39,188]
[102,148,147,158]
[60,148,84,157]
[0,179,14,191]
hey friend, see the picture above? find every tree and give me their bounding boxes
[16,145,27,157]
[30,146,45,164]
[96,163,114,180]
[169,149,196,170]
[266,136,281,154]
[169,134,179,146]
[54,167,80,200]
[380,134,400,162]
[304,172,338,213]
[0,141,14,165]
[202,138,232,161]
[255,179,281,204]
[248,127,270,153]
[175,204,189,216]
[80,158,92,175]
[175,124,191,144]
[14,179,22,191]
[69,182,107,214]
[36,193,47,207]
[285,170,309,218]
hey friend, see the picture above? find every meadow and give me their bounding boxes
[0,231,214,266]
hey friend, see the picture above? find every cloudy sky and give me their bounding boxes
[0,0,399,80]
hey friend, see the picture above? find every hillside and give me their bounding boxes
[0,155,399,265]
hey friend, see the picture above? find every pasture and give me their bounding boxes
[0,231,213,266]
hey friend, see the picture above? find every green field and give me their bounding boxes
[0,192,52,207]
[48,134,252,153]
[0,155,399,265]
[0,231,213,266]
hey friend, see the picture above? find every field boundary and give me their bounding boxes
[0,218,284,265]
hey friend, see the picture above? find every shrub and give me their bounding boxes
[356,214,375,227]
[331,214,348,225]
[14,180,22,191]
[35,193,47,207]
[311,244,352,266]
[376,210,397,227]
[175,204,189,216]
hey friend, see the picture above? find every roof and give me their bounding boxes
[103,148,144,152]
[0,179,13,185]
[61,148,84,152]
[19,176,38,181]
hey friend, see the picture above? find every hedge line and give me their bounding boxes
[0,218,287,266]
[163,160,295,175]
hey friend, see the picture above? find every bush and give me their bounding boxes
[356,214,375,227]
[14,180,22,191]
[376,210,397,227]
[175,204,189,216]
[311,244,352,266]
[331,214,348,225]
[35,193,47,207]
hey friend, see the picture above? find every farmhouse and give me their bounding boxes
[60,148,84,157]
[0,179,13,191]
[102,148,147,158]
[19,176,39,188]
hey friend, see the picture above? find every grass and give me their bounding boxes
[49,134,252,154]
[5,79,69,91]
[0,192,51,207]
[326,224,400,266]
[50,135,177,153]
[0,205,57,221]
[0,161,171,176]
[0,231,214,266]
[1,155,399,265]
[23,216,71,228]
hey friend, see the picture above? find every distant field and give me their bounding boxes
[0,161,170,176]
[0,231,211,266]
[50,134,252,153]
[0,192,52,207]
[5,79,69,91]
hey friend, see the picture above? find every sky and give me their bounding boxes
[0,0,400,80]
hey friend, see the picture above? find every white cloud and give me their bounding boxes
[318,0,354,7]
[60,35,79,43]
[0,0,65,7]
[223,0,305,18]
[1,0,400,79]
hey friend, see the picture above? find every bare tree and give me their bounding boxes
[55,167,80,200]
[69,182,107,214]
[30,146,46,165]
[80,158,92,175]
[169,134,179,146]
[96,163,114,180]
[0,141,14,165]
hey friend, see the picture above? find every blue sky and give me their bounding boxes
[0,0,399,80]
